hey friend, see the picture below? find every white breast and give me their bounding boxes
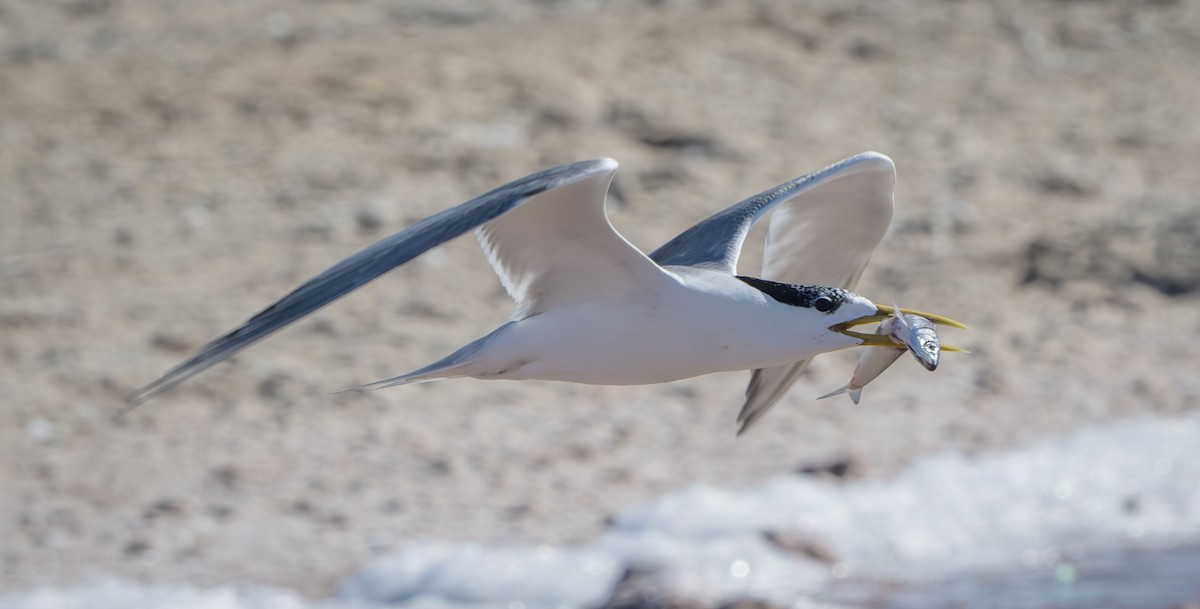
[469,269,860,385]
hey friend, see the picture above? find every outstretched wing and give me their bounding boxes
[127,158,650,409]
[739,153,895,433]
[649,152,895,433]
[476,158,670,318]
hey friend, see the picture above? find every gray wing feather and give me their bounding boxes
[649,152,889,272]
[737,153,894,433]
[126,159,617,410]
[650,153,895,434]
[736,361,814,434]
[648,204,760,272]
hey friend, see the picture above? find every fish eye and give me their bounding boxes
[813,296,835,313]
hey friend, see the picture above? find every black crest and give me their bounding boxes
[736,276,849,312]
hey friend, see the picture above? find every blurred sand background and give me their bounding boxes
[2,0,1198,598]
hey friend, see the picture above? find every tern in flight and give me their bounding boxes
[129,152,964,433]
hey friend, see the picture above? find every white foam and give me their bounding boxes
[337,542,622,609]
[4,416,1198,609]
[609,415,1200,589]
[0,579,366,609]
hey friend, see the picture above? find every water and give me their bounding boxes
[827,545,1200,609]
[4,416,1199,609]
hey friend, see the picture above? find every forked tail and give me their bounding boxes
[344,321,517,393]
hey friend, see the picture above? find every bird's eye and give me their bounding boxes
[813,296,835,313]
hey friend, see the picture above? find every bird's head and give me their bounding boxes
[735,276,967,348]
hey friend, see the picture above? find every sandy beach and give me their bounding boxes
[2,0,1198,600]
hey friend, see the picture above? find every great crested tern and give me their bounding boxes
[128,152,965,433]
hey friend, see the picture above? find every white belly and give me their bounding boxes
[469,272,856,385]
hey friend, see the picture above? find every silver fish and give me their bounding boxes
[818,309,945,403]
[892,312,940,371]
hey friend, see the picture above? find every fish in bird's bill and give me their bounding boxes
[819,307,967,404]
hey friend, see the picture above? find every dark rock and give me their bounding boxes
[637,131,718,157]
[424,458,452,476]
[1138,213,1200,296]
[293,222,334,241]
[720,599,786,609]
[113,226,134,246]
[638,166,691,192]
[796,455,862,480]
[306,318,338,336]
[1031,170,1094,198]
[504,504,531,521]
[64,0,115,17]
[209,466,239,490]
[124,539,150,556]
[150,332,192,353]
[355,208,384,234]
[142,498,183,520]
[848,40,885,60]
[257,373,293,400]
[763,530,839,564]
[606,101,726,159]
[603,568,711,609]
[1020,209,1200,297]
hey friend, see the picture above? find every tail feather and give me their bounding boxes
[348,362,472,393]
[345,321,516,393]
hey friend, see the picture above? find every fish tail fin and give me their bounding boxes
[817,385,862,404]
[816,385,849,401]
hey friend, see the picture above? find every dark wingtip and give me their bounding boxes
[734,422,754,437]
[734,412,758,437]
[118,345,230,418]
[116,373,184,420]
[112,397,146,421]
